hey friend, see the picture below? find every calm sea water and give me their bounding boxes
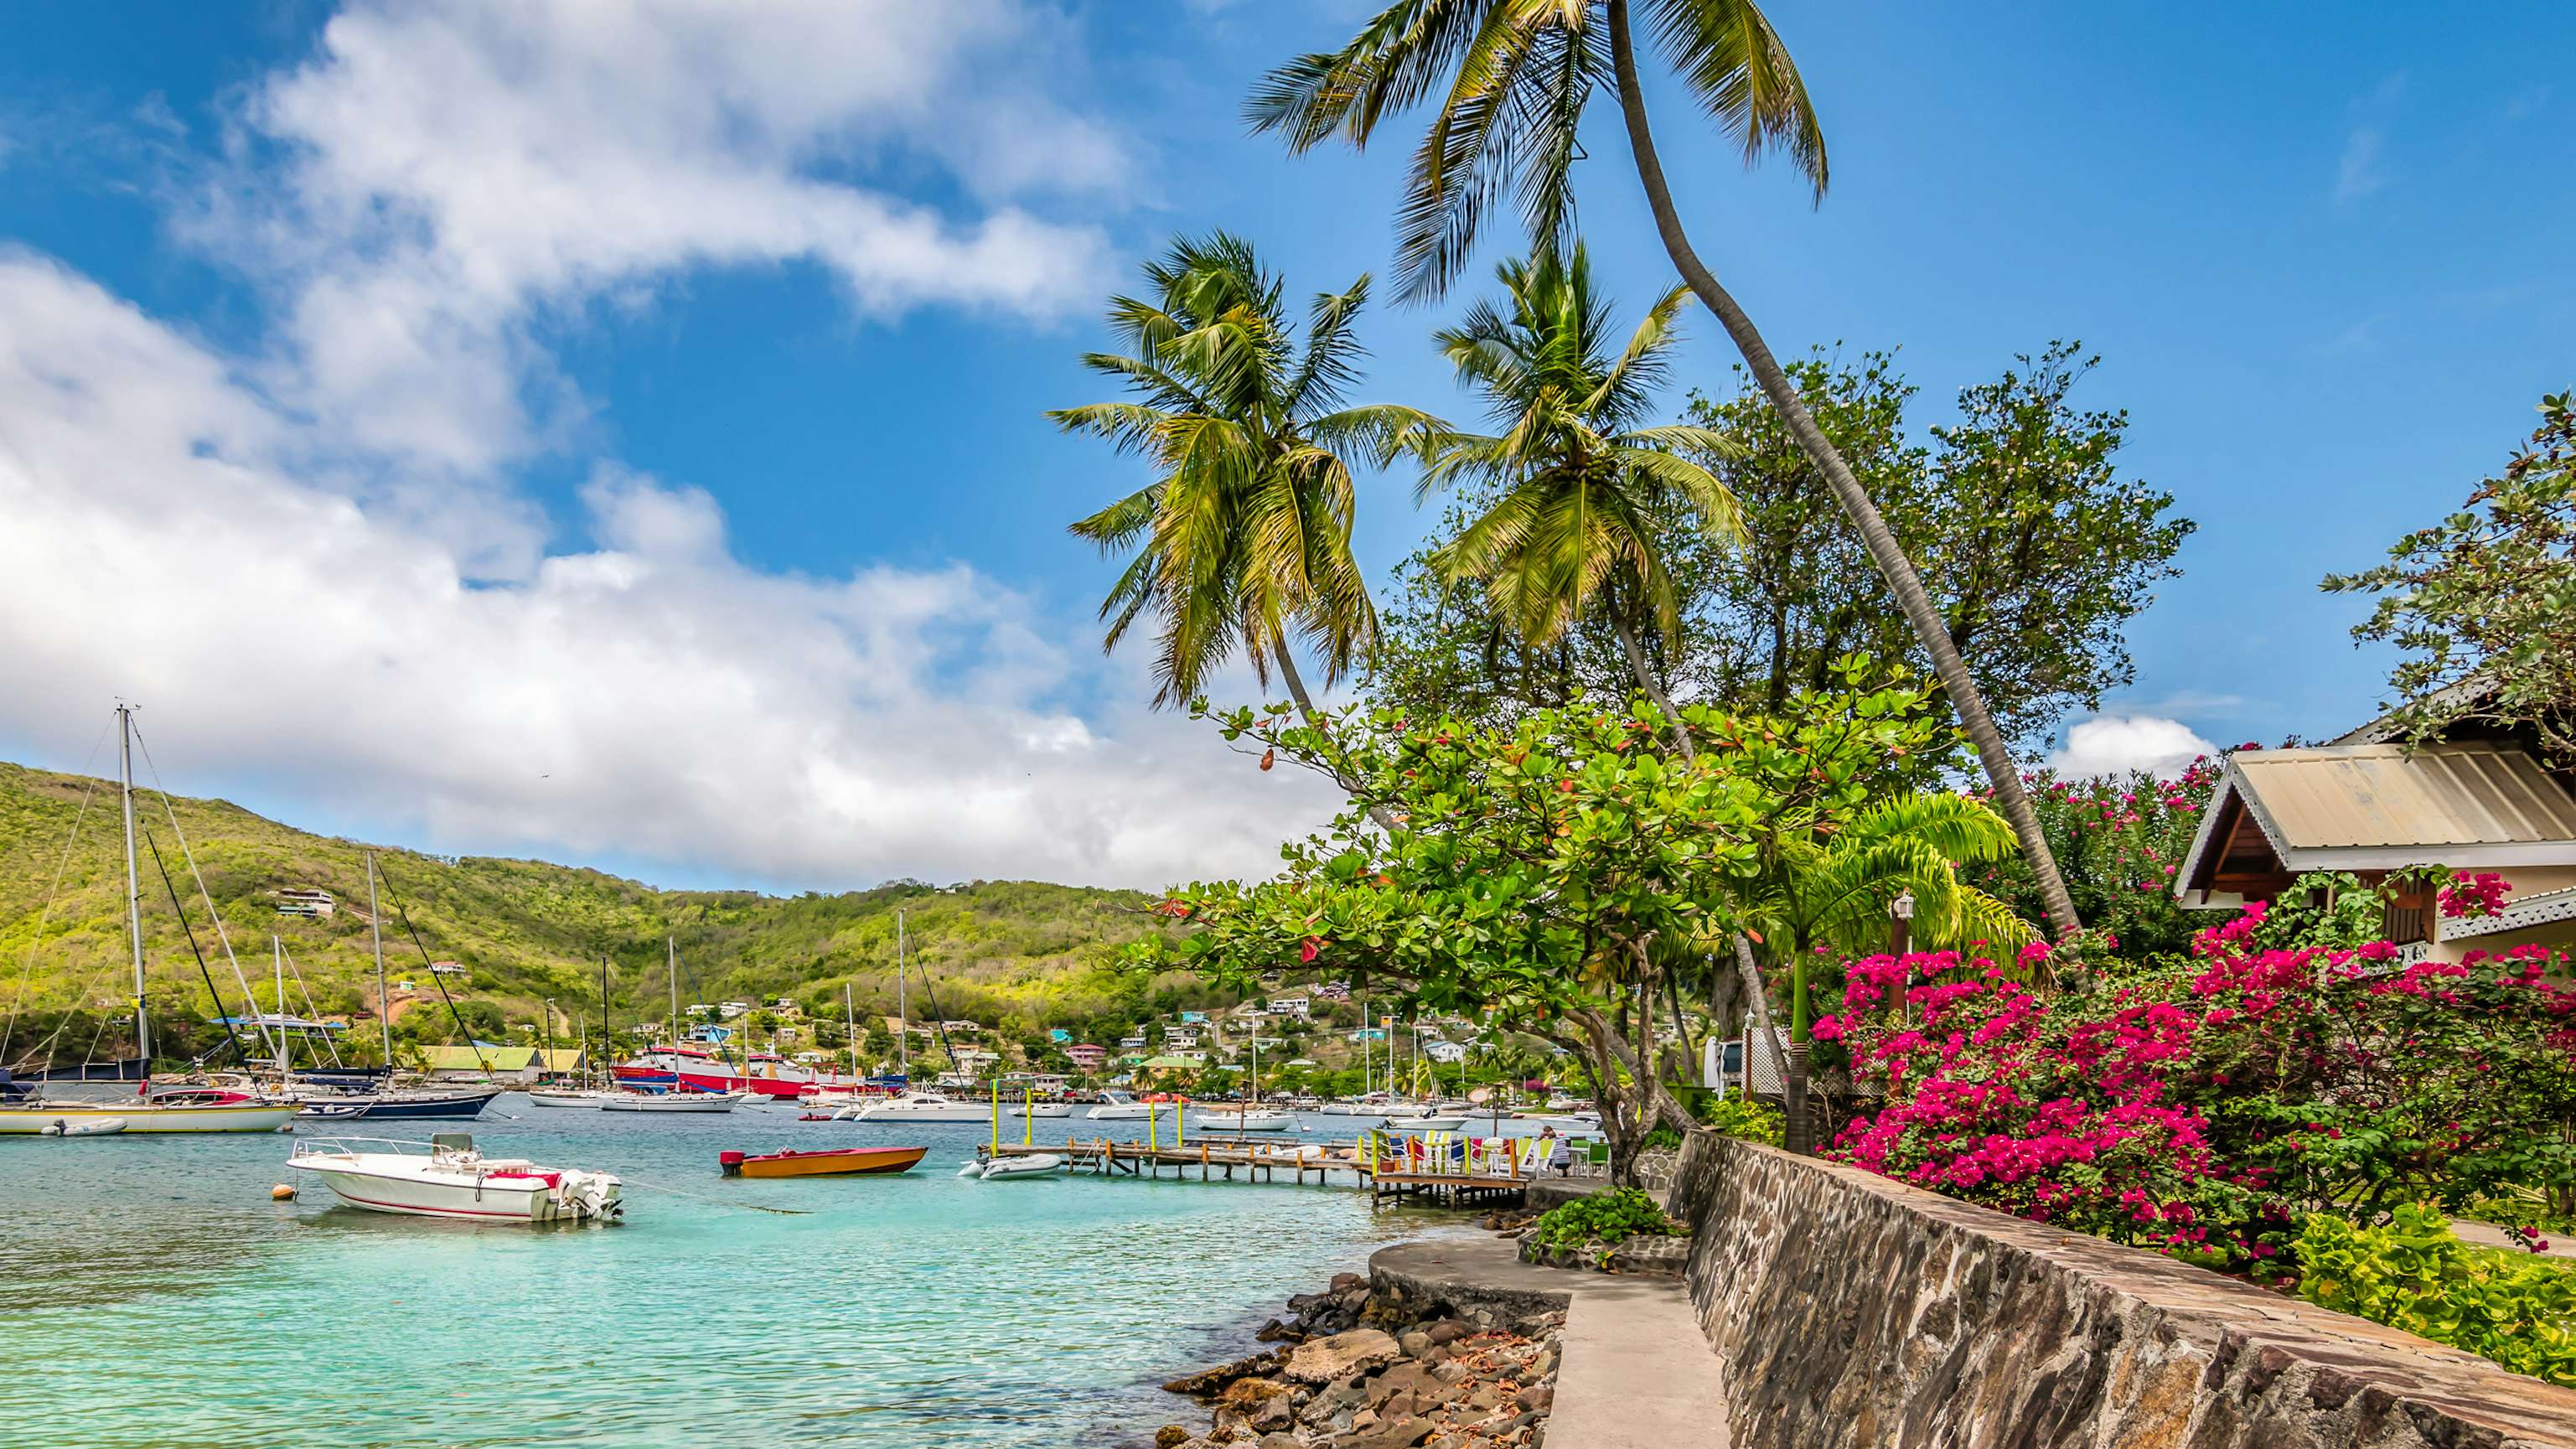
[0,1101,1491,1448]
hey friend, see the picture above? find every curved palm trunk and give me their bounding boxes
[1603,0,2080,940]
[1271,640,1403,836]
[1609,614,1697,764]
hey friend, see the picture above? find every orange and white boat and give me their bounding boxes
[718,1145,927,1179]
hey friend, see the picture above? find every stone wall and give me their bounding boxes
[1669,1132,2576,1449]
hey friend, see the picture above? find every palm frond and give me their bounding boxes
[1642,0,1828,198]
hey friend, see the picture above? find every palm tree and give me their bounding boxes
[1247,0,2082,938]
[1756,793,2034,963]
[1419,243,1741,757]
[1052,233,1435,722]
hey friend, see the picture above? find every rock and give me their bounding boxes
[1330,1271,1364,1292]
[1258,1436,1303,1449]
[1155,1428,1191,1449]
[1461,1385,1504,1414]
[1398,1331,1432,1358]
[1285,1327,1402,1385]
[1340,1415,1434,1449]
[1166,1348,1286,1397]
[1424,1320,1473,1346]
[1517,1386,1554,1416]
[1254,1318,1299,1343]
[1218,1378,1290,1410]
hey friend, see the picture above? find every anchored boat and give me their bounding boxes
[287,1133,622,1223]
[718,1145,927,1178]
[960,1151,1063,1181]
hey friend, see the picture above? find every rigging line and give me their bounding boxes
[277,941,344,1068]
[139,820,251,1069]
[370,856,491,1075]
[3,719,114,1058]
[10,950,135,1075]
[127,722,278,1066]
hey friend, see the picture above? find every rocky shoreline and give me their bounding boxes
[1149,1256,1564,1448]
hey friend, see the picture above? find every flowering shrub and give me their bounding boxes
[1975,757,2226,964]
[1828,913,2576,1272]
[2441,871,2512,920]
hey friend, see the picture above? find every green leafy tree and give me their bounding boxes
[1249,0,2084,937]
[1134,668,1951,1183]
[2325,389,2576,757]
[1052,232,1435,718]
[1372,346,2191,754]
[1417,244,1741,740]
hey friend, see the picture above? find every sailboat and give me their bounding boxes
[600,947,740,1112]
[1189,1033,1295,1134]
[290,854,500,1121]
[0,706,296,1135]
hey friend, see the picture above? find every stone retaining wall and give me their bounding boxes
[1669,1132,2576,1449]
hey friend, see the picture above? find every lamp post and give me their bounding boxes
[1891,889,1916,1026]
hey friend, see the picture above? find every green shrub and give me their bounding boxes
[1529,1188,1674,1257]
[1700,1093,1784,1146]
[2296,1205,2576,1385]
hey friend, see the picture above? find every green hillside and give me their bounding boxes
[0,761,1187,1070]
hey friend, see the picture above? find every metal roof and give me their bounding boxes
[2233,743,2576,850]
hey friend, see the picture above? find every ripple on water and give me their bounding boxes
[0,1107,1472,1447]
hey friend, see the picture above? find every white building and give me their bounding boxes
[1266,996,1311,1017]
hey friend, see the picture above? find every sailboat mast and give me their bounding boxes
[667,937,679,1053]
[368,853,390,1069]
[600,955,611,1089]
[896,910,911,1081]
[273,935,289,1075]
[843,981,857,1084]
[117,703,149,1068]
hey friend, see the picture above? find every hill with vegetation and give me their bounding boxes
[0,760,1197,1070]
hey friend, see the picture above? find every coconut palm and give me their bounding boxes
[1052,233,1435,720]
[1753,793,2034,962]
[1247,0,2082,937]
[1420,243,1741,754]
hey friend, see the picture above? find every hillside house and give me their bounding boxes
[2173,696,2576,960]
[1067,1043,1107,1071]
[1266,996,1311,1017]
[273,888,335,919]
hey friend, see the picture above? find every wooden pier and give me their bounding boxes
[982,1133,1537,1207]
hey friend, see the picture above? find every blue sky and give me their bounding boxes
[0,2,2567,893]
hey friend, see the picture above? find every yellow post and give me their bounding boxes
[1023,1085,1034,1146]
[1175,1101,1185,1149]
[990,1076,1001,1153]
[1148,1100,1158,1151]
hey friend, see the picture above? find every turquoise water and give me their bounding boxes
[0,1102,1477,1447]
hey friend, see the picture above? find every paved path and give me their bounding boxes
[2454,1218,2576,1259]
[1372,1235,1725,1449]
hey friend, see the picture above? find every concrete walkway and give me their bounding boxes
[1372,1235,1725,1449]
[2454,1217,2576,1259]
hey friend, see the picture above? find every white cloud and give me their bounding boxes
[185,0,1124,476]
[2047,714,2218,781]
[0,256,1337,892]
[2332,72,2405,204]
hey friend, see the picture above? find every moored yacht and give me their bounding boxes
[287,1132,621,1222]
[840,1090,988,1123]
[1084,1090,1171,1121]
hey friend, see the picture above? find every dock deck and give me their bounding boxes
[982,1134,1539,1205]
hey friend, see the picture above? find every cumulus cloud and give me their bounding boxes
[0,256,1337,891]
[2047,714,2220,781]
[184,0,1122,477]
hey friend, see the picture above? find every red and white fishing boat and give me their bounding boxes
[615,1045,864,1100]
[287,1133,622,1223]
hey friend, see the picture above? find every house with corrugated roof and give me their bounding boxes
[2173,693,2576,960]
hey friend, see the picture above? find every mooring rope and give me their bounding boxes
[616,1174,810,1215]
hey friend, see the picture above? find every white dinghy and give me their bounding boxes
[960,1152,1065,1181]
[287,1133,622,1223]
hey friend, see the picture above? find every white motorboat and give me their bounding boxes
[600,1090,738,1114]
[1084,1090,1171,1121]
[842,1090,989,1123]
[1006,1101,1076,1119]
[287,1133,622,1223]
[1190,1107,1297,1133]
[525,1089,621,1109]
[960,1152,1064,1181]
[1406,1114,1470,1131]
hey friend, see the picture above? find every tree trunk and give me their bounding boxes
[1272,639,1403,836]
[1603,0,2080,940]
[1610,613,1697,763]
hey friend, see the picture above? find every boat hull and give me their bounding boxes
[721,1146,927,1178]
[1084,1105,1171,1120]
[525,1090,614,1108]
[0,1101,295,1135]
[1189,1114,1296,1133]
[600,1093,735,1113]
[295,1089,503,1121]
[288,1151,621,1223]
